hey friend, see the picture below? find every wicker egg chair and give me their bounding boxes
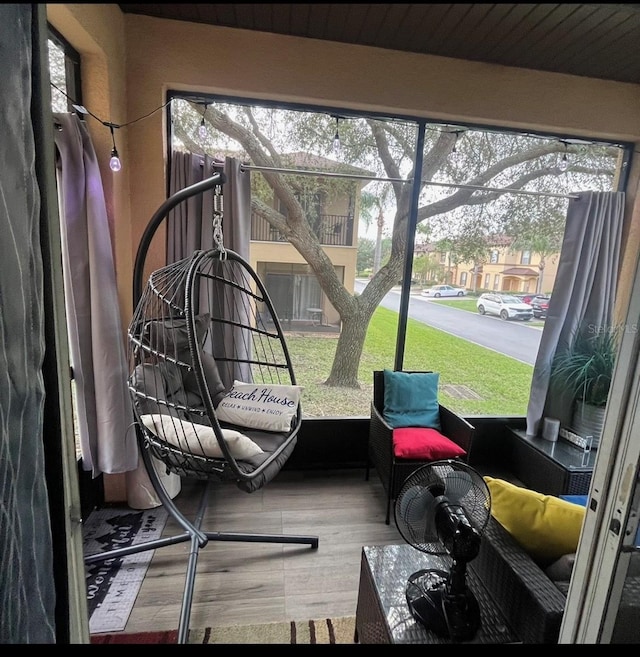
[84,172,318,643]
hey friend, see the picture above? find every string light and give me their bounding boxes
[558,141,569,172]
[198,103,209,140]
[49,81,172,171]
[50,83,592,176]
[107,123,122,172]
[449,130,463,162]
[332,116,341,157]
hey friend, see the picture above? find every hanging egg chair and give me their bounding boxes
[84,171,318,644]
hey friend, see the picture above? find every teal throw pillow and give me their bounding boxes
[382,370,441,431]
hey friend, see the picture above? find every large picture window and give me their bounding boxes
[167,93,627,420]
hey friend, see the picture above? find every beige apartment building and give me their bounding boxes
[417,236,560,296]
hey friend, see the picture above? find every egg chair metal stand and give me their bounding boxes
[83,171,319,643]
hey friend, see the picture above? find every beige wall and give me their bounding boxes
[47,5,640,498]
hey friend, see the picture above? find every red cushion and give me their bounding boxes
[392,427,466,460]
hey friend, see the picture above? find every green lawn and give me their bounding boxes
[431,298,479,312]
[288,305,534,419]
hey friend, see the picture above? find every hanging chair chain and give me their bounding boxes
[212,183,226,258]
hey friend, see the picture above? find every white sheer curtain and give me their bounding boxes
[526,191,625,436]
[53,112,137,476]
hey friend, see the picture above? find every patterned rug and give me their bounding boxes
[90,617,357,644]
[83,507,168,634]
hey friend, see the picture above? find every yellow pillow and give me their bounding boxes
[484,476,586,566]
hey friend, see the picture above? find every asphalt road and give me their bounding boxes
[355,280,542,365]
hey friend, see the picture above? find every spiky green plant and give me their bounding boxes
[551,326,620,407]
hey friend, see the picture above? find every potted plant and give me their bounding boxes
[550,325,620,448]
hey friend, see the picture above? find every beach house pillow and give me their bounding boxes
[383,370,441,431]
[392,427,466,459]
[484,476,586,566]
[140,413,264,460]
[216,380,302,432]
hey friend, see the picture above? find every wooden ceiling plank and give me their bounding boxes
[251,4,275,33]
[482,4,563,61]
[333,4,373,43]
[526,4,604,65]
[306,3,333,41]
[401,4,453,51]
[503,4,590,69]
[368,3,416,50]
[208,4,238,28]
[421,3,476,53]
[463,4,526,60]
[433,3,502,60]
[285,2,311,36]
[471,3,539,60]
[550,8,640,71]
[116,4,640,85]
[354,3,396,46]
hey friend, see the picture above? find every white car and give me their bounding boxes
[476,292,533,321]
[421,284,466,298]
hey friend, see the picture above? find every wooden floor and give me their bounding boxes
[98,468,403,635]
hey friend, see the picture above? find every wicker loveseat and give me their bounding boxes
[472,515,640,643]
[471,515,565,643]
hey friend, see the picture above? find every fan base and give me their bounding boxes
[406,569,480,641]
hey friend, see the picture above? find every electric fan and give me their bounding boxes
[394,459,491,642]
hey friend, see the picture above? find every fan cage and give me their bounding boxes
[127,248,300,485]
[394,460,491,556]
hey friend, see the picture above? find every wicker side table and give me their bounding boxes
[508,427,595,495]
[355,544,519,644]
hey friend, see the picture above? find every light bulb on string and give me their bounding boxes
[558,141,569,172]
[332,116,341,157]
[559,153,569,172]
[449,131,462,162]
[107,123,121,172]
[198,103,209,140]
[109,147,122,172]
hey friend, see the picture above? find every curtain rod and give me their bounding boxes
[238,163,579,200]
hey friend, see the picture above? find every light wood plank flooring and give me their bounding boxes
[93,468,403,635]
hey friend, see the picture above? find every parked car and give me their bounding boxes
[530,294,551,318]
[421,284,466,298]
[476,292,534,321]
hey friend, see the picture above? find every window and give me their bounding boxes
[168,93,625,421]
[48,26,81,112]
[521,250,531,265]
[47,27,84,464]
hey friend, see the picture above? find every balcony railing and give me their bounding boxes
[251,212,354,246]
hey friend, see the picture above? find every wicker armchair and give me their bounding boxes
[366,370,475,524]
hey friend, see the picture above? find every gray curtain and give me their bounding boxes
[53,113,137,476]
[168,152,250,262]
[168,152,252,385]
[126,153,251,506]
[0,4,55,642]
[526,191,625,436]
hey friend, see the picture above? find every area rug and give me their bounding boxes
[83,506,168,634]
[90,616,357,644]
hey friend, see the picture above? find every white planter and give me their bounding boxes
[572,400,606,449]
